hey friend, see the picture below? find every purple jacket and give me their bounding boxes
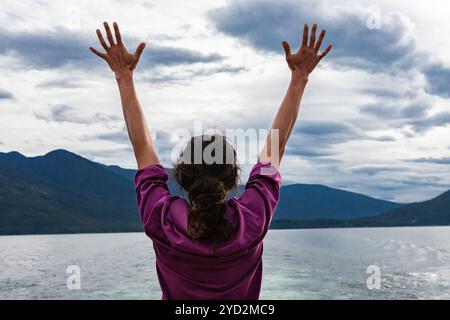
[135,162,281,300]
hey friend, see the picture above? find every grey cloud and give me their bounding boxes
[287,120,397,159]
[0,88,14,100]
[0,28,223,70]
[142,45,223,67]
[370,135,396,142]
[357,97,450,134]
[383,175,449,189]
[351,165,409,176]
[284,121,359,159]
[296,121,355,136]
[34,104,120,124]
[79,145,134,163]
[189,65,246,77]
[361,87,406,99]
[295,121,362,145]
[208,0,415,73]
[286,145,336,158]
[423,64,450,98]
[83,127,176,166]
[360,102,428,120]
[0,28,94,69]
[80,127,174,157]
[359,103,391,118]
[142,65,246,84]
[410,112,450,133]
[80,128,129,144]
[95,131,128,144]
[153,130,178,161]
[209,0,450,98]
[401,104,428,118]
[407,157,450,165]
[37,78,84,89]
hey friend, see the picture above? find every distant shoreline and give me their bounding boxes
[1,224,449,237]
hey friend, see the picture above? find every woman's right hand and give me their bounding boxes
[282,23,332,82]
[90,22,146,79]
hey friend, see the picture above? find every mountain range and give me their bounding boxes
[0,149,448,235]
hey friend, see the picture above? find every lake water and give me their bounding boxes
[1,227,449,299]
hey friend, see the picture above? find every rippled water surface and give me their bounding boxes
[1,227,449,299]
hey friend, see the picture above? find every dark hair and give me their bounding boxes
[173,134,240,245]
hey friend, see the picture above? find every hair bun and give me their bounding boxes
[188,176,226,209]
[187,176,231,243]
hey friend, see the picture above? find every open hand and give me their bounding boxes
[282,23,332,80]
[90,22,146,79]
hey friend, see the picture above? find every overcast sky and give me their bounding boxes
[1,0,450,203]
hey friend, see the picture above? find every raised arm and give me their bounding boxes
[259,23,332,168]
[90,22,159,169]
